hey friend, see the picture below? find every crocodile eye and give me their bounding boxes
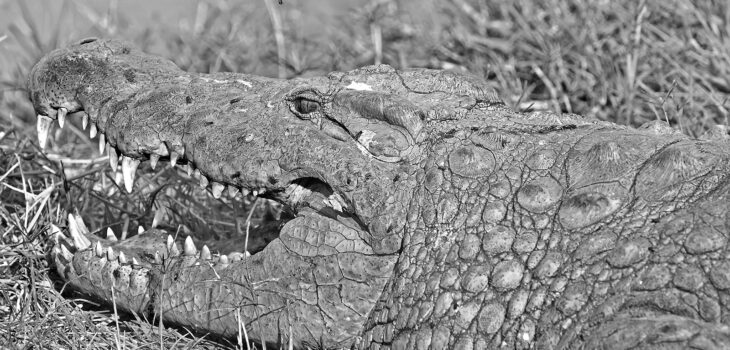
[293,98,320,114]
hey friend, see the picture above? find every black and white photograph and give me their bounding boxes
[1,0,730,349]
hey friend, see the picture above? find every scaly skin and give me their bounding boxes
[28,39,730,349]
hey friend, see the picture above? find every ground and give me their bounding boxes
[1,0,730,348]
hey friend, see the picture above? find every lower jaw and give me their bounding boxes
[51,203,378,348]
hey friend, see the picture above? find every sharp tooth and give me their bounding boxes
[150,154,160,170]
[170,243,180,257]
[36,115,53,150]
[108,146,118,171]
[152,208,164,228]
[156,143,169,156]
[244,251,251,257]
[218,254,229,266]
[106,227,117,241]
[132,257,140,266]
[211,182,224,198]
[201,245,211,260]
[52,245,62,262]
[252,189,259,197]
[99,134,105,154]
[82,114,89,130]
[121,156,140,193]
[95,241,104,257]
[227,185,239,198]
[193,169,200,178]
[106,247,114,260]
[73,213,90,233]
[57,108,67,128]
[50,224,64,244]
[90,124,97,138]
[154,251,162,264]
[187,164,193,176]
[183,236,196,256]
[118,251,127,264]
[114,171,124,187]
[67,213,91,249]
[166,235,175,251]
[138,226,145,235]
[170,152,179,167]
[199,174,209,188]
[60,243,74,260]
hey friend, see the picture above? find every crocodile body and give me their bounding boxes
[28,39,730,349]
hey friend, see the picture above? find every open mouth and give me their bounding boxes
[42,104,357,262]
[29,39,405,346]
[40,98,390,345]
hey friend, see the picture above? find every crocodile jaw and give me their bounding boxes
[52,210,396,347]
[27,39,410,232]
[30,39,406,347]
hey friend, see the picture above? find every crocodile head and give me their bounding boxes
[28,38,499,347]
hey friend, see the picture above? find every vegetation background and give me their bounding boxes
[1,0,729,348]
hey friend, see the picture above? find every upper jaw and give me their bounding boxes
[27,39,410,238]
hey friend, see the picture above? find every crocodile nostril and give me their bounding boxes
[78,37,98,45]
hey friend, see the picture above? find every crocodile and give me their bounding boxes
[28,38,730,349]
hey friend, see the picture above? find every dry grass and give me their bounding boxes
[1,0,729,348]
